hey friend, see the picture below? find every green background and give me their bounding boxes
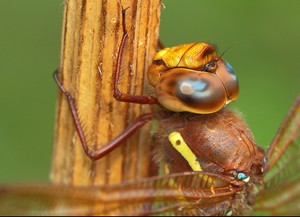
[0,1,299,183]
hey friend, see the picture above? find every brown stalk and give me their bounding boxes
[51,0,161,186]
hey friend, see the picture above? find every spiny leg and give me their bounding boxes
[113,7,158,104]
[53,69,154,161]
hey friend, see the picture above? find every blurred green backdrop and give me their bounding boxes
[0,0,299,183]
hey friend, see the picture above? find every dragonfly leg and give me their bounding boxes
[113,7,158,104]
[157,39,165,50]
[53,69,154,161]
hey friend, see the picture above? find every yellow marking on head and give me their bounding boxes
[168,131,202,171]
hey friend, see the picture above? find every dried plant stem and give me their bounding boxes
[51,0,161,186]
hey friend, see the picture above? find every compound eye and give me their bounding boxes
[224,61,235,75]
[215,59,239,102]
[237,172,250,183]
[154,68,228,114]
[175,71,226,112]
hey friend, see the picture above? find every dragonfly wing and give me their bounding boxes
[249,95,300,215]
[0,172,238,216]
[264,94,300,185]
[250,178,300,215]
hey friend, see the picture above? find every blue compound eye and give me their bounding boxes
[225,61,236,76]
[237,172,250,183]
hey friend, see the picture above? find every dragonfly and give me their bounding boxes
[1,8,299,216]
[0,95,299,215]
[50,7,240,161]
